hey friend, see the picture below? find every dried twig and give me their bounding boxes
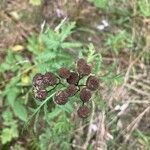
[125,83,150,97]
[82,100,95,150]
[125,106,150,142]
[95,111,107,150]
[114,106,150,143]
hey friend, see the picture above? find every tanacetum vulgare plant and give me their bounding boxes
[25,43,123,150]
[32,58,99,118]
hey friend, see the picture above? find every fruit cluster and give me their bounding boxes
[32,58,99,118]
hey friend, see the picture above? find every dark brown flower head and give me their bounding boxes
[77,105,90,118]
[54,91,69,105]
[58,67,71,79]
[77,58,87,68]
[43,72,57,86]
[80,88,92,102]
[86,76,99,91]
[66,84,78,97]
[77,59,91,76]
[32,73,44,89]
[81,64,91,76]
[34,89,47,100]
[67,72,79,85]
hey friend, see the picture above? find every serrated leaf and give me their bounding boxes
[113,74,124,85]
[48,107,61,120]
[61,42,82,49]
[93,54,102,73]
[60,22,76,41]
[58,102,73,113]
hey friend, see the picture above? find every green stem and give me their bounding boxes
[24,92,56,128]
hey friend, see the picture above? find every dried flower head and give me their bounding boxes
[77,59,91,76]
[34,89,47,100]
[58,67,71,79]
[77,105,90,118]
[80,87,92,102]
[54,91,69,105]
[66,84,78,97]
[32,73,44,88]
[81,64,91,76]
[67,72,79,85]
[86,76,99,91]
[77,58,87,68]
[43,72,57,86]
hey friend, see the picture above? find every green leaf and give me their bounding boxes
[1,128,14,144]
[113,74,124,85]
[13,101,28,122]
[26,92,56,125]
[58,102,74,113]
[138,0,150,17]
[105,30,132,55]
[93,54,102,74]
[2,110,14,126]
[27,35,40,55]
[41,33,60,50]
[6,87,19,107]
[60,22,76,41]
[48,107,62,120]
[88,0,108,9]
[61,42,82,49]
[0,63,10,71]
[1,126,18,144]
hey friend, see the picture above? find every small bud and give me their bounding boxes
[67,72,79,85]
[66,84,78,97]
[80,88,92,102]
[43,72,57,86]
[34,89,47,100]
[58,67,71,79]
[54,91,69,105]
[86,76,99,91]
[77,105,90,118]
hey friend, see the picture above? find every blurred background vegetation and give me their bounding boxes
[0,0,150,149]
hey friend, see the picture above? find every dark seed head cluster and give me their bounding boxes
[32,58,99,118]
[86,76,99,91]
[43,72,57,86]
[59,67,71,79]
[77,105,90,118]
[32,72,57,100]
[77,58,91,76]
[67,72,79,85]
[65,84,78,97]
[80,88,92,102]
[54,91,68,105]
